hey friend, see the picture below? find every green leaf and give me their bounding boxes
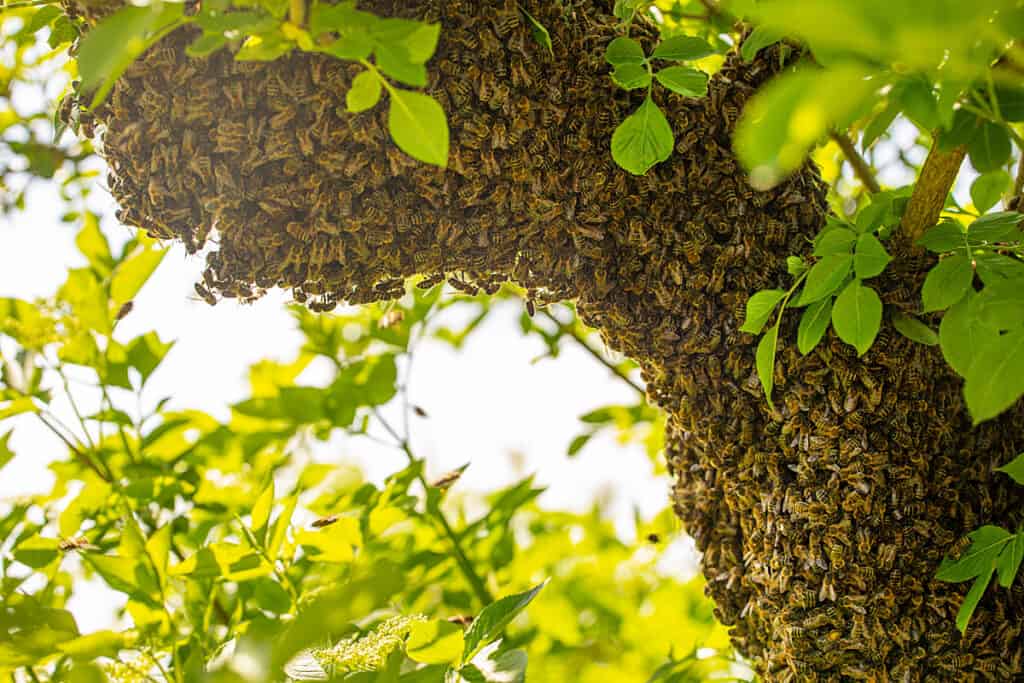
[964,328,1024,424]
[853,233,891,279]
[739,289,786,335]
[968,122,1012,173]
[605,37,645,65]
[917,220,967,253]
[755,324,779,403]
[251,480,275,543]
[940,293,997,376]
[77,5,182,106]
[798,253,853,305]
[970,171,1011,213]
[940,109,983,150]
[611,63,651,90]
[611,96,674,175]
[13,536,60,569]
[58,630,126,661]
[955,568,992,634]
[376,45,427,86]
[235,34,294,61]
[968,211,1022,242]
[567,433,592,457]
[347,70,383,113]
[831,280,882,356]
[519,7,552,55]
[407,620,465,665]
[388,89,449,168]
[994,84,1024,122]
[461,581,547,664]
[653,66,708,97]
[813,227,857,257]
[75,216,114,274]
[995,532,1024,589]
[145,525,171,587]
[979,255,1024,295]
[922,254,973,313]
[891,312,938,346]
[740,25,784,62]
[126,332,173,385]
[786,256,807,276]
[186,33,228,57]
[269,495,298,559]
[0,430,14,472]
[861,102,898,149]
[973,278,1024,331]
[797,297,832,355]
[651,35,714,61]
[110,241,166,305]
[734,63,876,188]
[996,452,1024,485]
[937,525,1012,582]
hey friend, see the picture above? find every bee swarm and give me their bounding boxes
[70,0,1024,679]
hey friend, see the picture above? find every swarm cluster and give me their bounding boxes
[75,0,1024,678]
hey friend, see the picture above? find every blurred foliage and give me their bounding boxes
[0,224,741,681]
[0,5,96,215]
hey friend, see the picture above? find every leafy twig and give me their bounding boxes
[830,130,880,194]
[372,408,494,606]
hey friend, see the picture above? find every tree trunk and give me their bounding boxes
[84,0,1024,678]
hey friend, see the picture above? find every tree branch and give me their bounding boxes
[830,131,880,194]
[897,136,967,252]
[1009,150,1024,212]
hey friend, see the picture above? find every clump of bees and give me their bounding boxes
[65,0,1024,678]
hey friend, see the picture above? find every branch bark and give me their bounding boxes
[830,130,880,194]
[897,136,967,251]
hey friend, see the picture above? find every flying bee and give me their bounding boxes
[194,282,217,306]
[115,301,134,321]
[413,405,428,418]
[59,536,99,552]
[430,469,464,490]
[646,533,661,544]
[447,615,474,628]
[379,309,404,328]
[311,515,339,528]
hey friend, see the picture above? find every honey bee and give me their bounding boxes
[115,301,134,321]
[194,282,217,306]
[379,309,404,328]
[447,615,474,627]
[311,515,339,528]
[59,537,99,552]
[430,469,464,490]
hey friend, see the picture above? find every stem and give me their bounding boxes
[169,540,232,625]
[897,135,967,253]
[35,412,111,482]
[830,131,880,194]
[539,309,646,396]
[372,408,494,606]
[288,0,305,27]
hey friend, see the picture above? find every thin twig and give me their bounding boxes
[34,413,111,482]
[539,309,646,396]
[830,131,880,194]
[372,408,494,606]
[897,135,967,252]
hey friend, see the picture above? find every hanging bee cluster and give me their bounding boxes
[68,0,1024,678]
